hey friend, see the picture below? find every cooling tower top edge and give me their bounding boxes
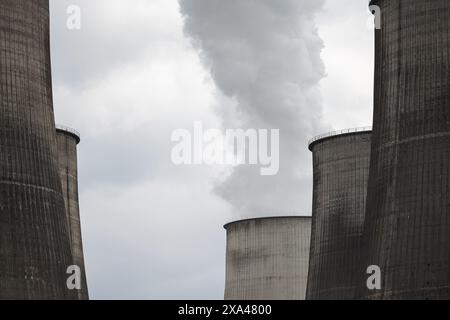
[308,126,372,151]
[224,215,312,230]
[56,124,81,144]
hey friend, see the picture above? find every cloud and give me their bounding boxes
[179,0,329,216]
[317,0,374,129]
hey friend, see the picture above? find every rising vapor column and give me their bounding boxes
[0,0,76,299]
[56,126,89,300]
[179,0,327,215]
[224,216,311,300]
[358,0,450,299]
[306,129,371,300]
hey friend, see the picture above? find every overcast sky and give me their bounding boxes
[49,0,374,299]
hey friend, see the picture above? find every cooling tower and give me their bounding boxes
[56,126,89,300]
[357,0,450,299]
[306,128,371,300]
[224,216,311,300]
[0,1,76,299]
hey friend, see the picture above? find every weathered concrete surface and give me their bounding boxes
[358,0,450,299]
[56,127,89,300]
[307,130,371,300]
[0,0,76,299]
[224,217,311,300]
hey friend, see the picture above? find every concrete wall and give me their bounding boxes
[358,0,450,299]
[56,127,89,300]
[306,130,371,300]
[224,217,311,300]
[0,0,76,299]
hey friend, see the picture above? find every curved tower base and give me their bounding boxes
[358,0,450,300]
[0,0,76,299]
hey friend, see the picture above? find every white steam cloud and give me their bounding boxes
[179,0,328,216]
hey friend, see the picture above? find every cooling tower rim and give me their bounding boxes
[224,215,311,230]
[308,126,372,151]
[56,124,81,144]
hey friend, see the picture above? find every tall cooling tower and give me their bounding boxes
[306,129,371,300]
[224,216,311,300]
[358,0,450,299]
[0,1,76,299]
[56,126,89,300]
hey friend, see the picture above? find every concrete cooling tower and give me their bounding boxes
[0,0,77,299]
[224,216,311,300]
[357,0,450,299]
[306,128,371,300]
[56,126,89,300]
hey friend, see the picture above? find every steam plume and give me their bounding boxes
[179,0,328,216]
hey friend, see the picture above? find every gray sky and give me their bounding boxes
[49,0,373,299]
